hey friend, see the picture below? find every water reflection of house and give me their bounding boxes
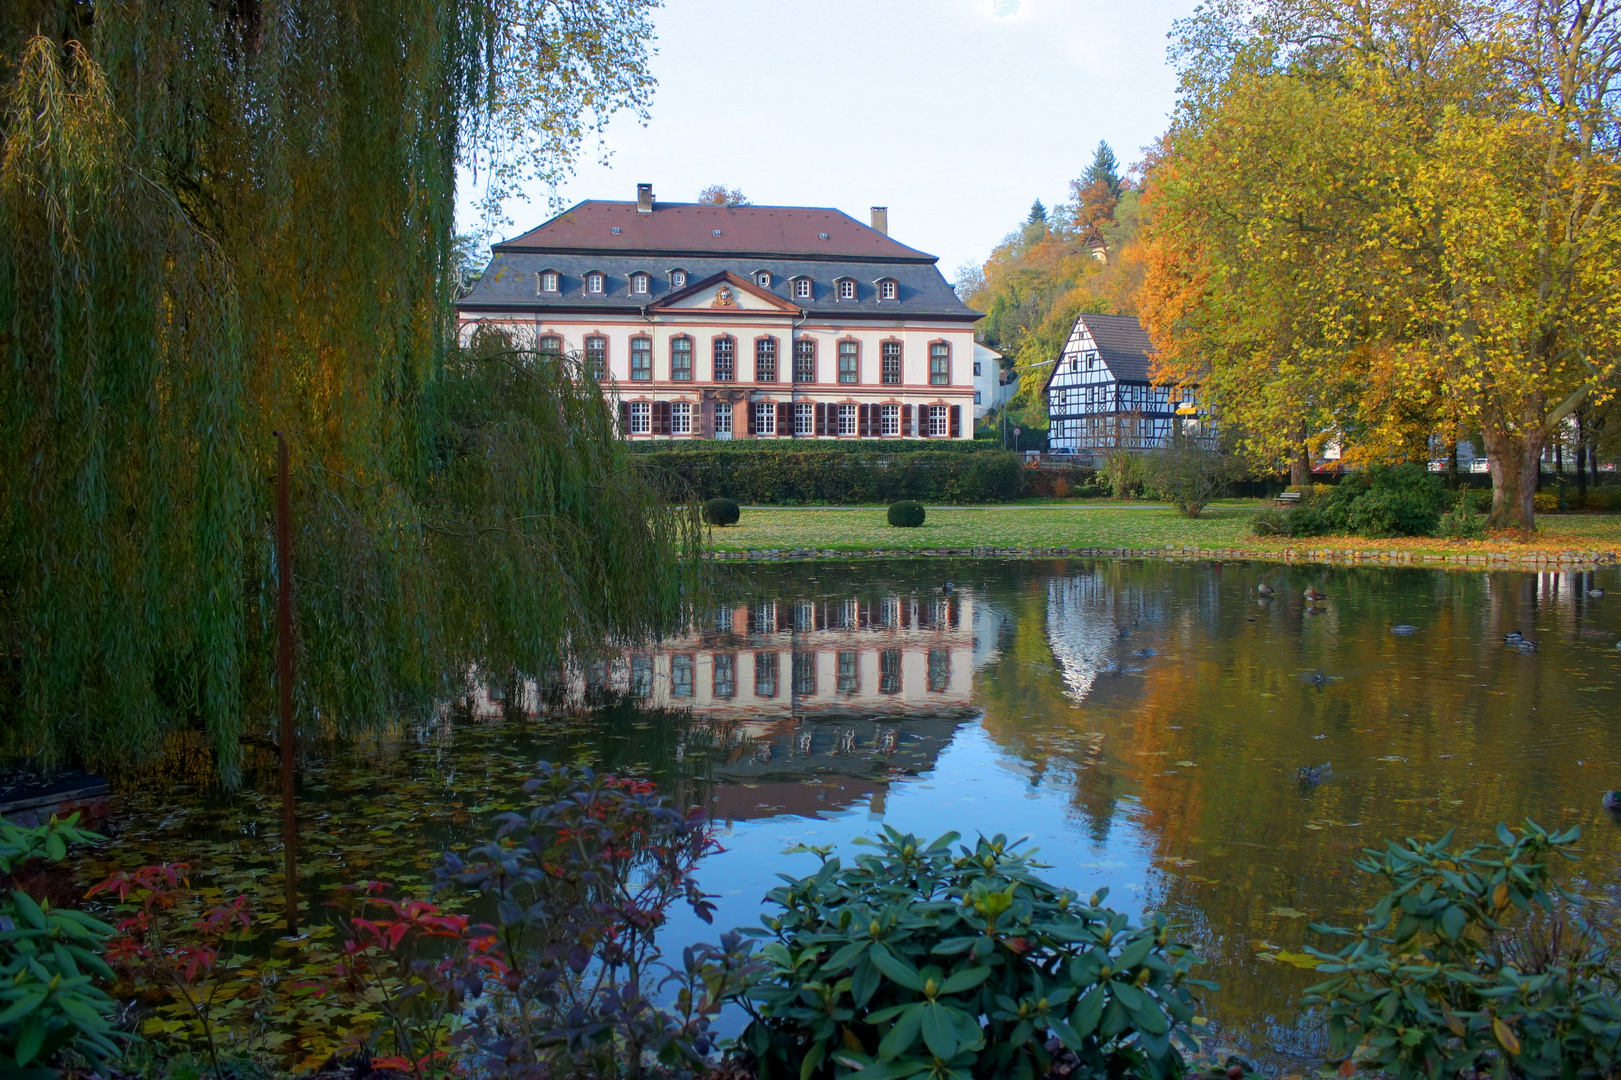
[472,588,1007,822]
[1045,567,1186,705]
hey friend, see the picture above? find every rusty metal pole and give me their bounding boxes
[275,432,298,936]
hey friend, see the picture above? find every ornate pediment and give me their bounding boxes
[651,271,802,315]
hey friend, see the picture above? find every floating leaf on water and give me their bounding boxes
[1271,907,1309,919]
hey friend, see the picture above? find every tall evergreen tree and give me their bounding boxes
[1084,141,1124,201]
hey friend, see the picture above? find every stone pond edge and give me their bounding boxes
[704,546,1621,571]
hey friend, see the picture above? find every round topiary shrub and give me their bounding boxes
[887,500,925,527]
[702,498,740,527]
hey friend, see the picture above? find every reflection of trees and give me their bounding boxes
[971,561,1621,1062]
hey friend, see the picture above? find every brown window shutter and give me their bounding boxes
[655,401,671,435]
[747,401,757,435]
[949,404,962,438]
[778,401,792,437]
[858,404,870,437]
[902,404,914,437]
[619,401,630,434]
[815,403,827,436]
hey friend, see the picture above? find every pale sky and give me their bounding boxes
[459,0,1199,279]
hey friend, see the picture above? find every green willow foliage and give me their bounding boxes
[0,2,690,783]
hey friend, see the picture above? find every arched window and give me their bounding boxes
[837,279,856,300]
[794,277,812,300]
[712,337,736,381]
[670,336,693,381]
[837,340,859,384]
[538,334,563,356]
[539,271,560,293]
[879,279,898,300]
[585,272,605,294]
[631,273,649,295]
[929,342,951,385]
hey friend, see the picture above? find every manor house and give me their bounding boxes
[455,184,989,440]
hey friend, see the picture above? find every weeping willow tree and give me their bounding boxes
[0,1,695,783]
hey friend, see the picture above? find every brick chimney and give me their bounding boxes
[870,206,888,234]
[637,183,654,213]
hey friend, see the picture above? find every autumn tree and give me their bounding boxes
[697,185,750,206]
[1145,0,1621,527]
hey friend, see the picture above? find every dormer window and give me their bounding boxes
[878,279,898,301]
[755,270,772,288]
[837,279,856,301]
[631,273,649,295]
[539,271,560,293]
[670,269,687,288]
[794,277,812,300]
[585,272,604,294]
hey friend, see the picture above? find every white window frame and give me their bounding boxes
[929,343,951,386]
[713,401,732,434]
[837,403,857,435]
[837,279,855,300]
[880,280,897,300]
[585,335,607,380]
[928,404,949,436]
[794,402,815,436]
[794,278,812,299]
[880,404,900,436]
[630,337,652,381]
[628,401,651,434]
[631,273,649,295]
[671,402,692,434]
[756,271,772,288]
[671,270,687,288]
[755,401,776,436]
[540,271,559,293]
[586,272,604,294]
[538,335,563,355]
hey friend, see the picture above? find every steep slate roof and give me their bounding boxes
[461,250,978,320]
[497,200,935,261]
[1080,313,1156,382]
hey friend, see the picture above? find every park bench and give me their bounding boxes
[1272,491,1303,506]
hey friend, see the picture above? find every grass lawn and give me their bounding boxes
[702,501,1621,558]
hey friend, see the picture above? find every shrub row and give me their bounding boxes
[637,449,1090,504]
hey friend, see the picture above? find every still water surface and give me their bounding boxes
[88,558,1621,1064]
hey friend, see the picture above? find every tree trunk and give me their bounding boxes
[1446,442,1460,491]
[1575,413,1588,502]
[1482,427,1543,531]
[1290,441,1311,486]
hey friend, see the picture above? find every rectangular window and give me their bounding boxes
[795,278,812,299]
[713,338,735,381]
[754,401,776,436]
[838,341,859,383]
[838,280,855,300]
[631,338,652,381]
[973,361,982,376]
[879,648,902,694]
[755,338,777,382]
[837,651,859,694]
[586,273,604,294]
[793,339,816,383]
[538,335,563,356]
[630,655,653,698]
[836,403,857,435]
[880,404,900,436]
[881,341,902,385]
[628,401,651,434]
[928,404,949,436]
[792,652,817,696]
[632,274,648,294]
[794,402,815,436]
[929,343,950,385]
[671,655,694,698]
[671,401,692,434]
[713,654,735,698]
[585,336,607,380]
[713,401,732,435]
[754,652,779,698]
[975,391,982,405]
[540,272,559,293]
[670,337,692,381]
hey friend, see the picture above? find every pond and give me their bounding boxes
[75,557,1621,1068]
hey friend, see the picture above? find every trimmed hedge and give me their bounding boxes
[701,498,740,526]
[887,500,926,527]
[635,449,1037,504]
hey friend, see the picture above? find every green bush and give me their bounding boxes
[1450,487,1492,514]
[1250,504,1331,538]
[1436,505,1487,539]
[1534,492,1561,515]
[1305,821,1621,1080]
[702,497,741,526]
[887,500,926,527]
[637,449,1028,505]
[740,829,1211,1080]
[1322,464,1447,537]
[1,815,120,1075]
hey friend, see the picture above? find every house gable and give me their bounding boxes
[650,271,802,315]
